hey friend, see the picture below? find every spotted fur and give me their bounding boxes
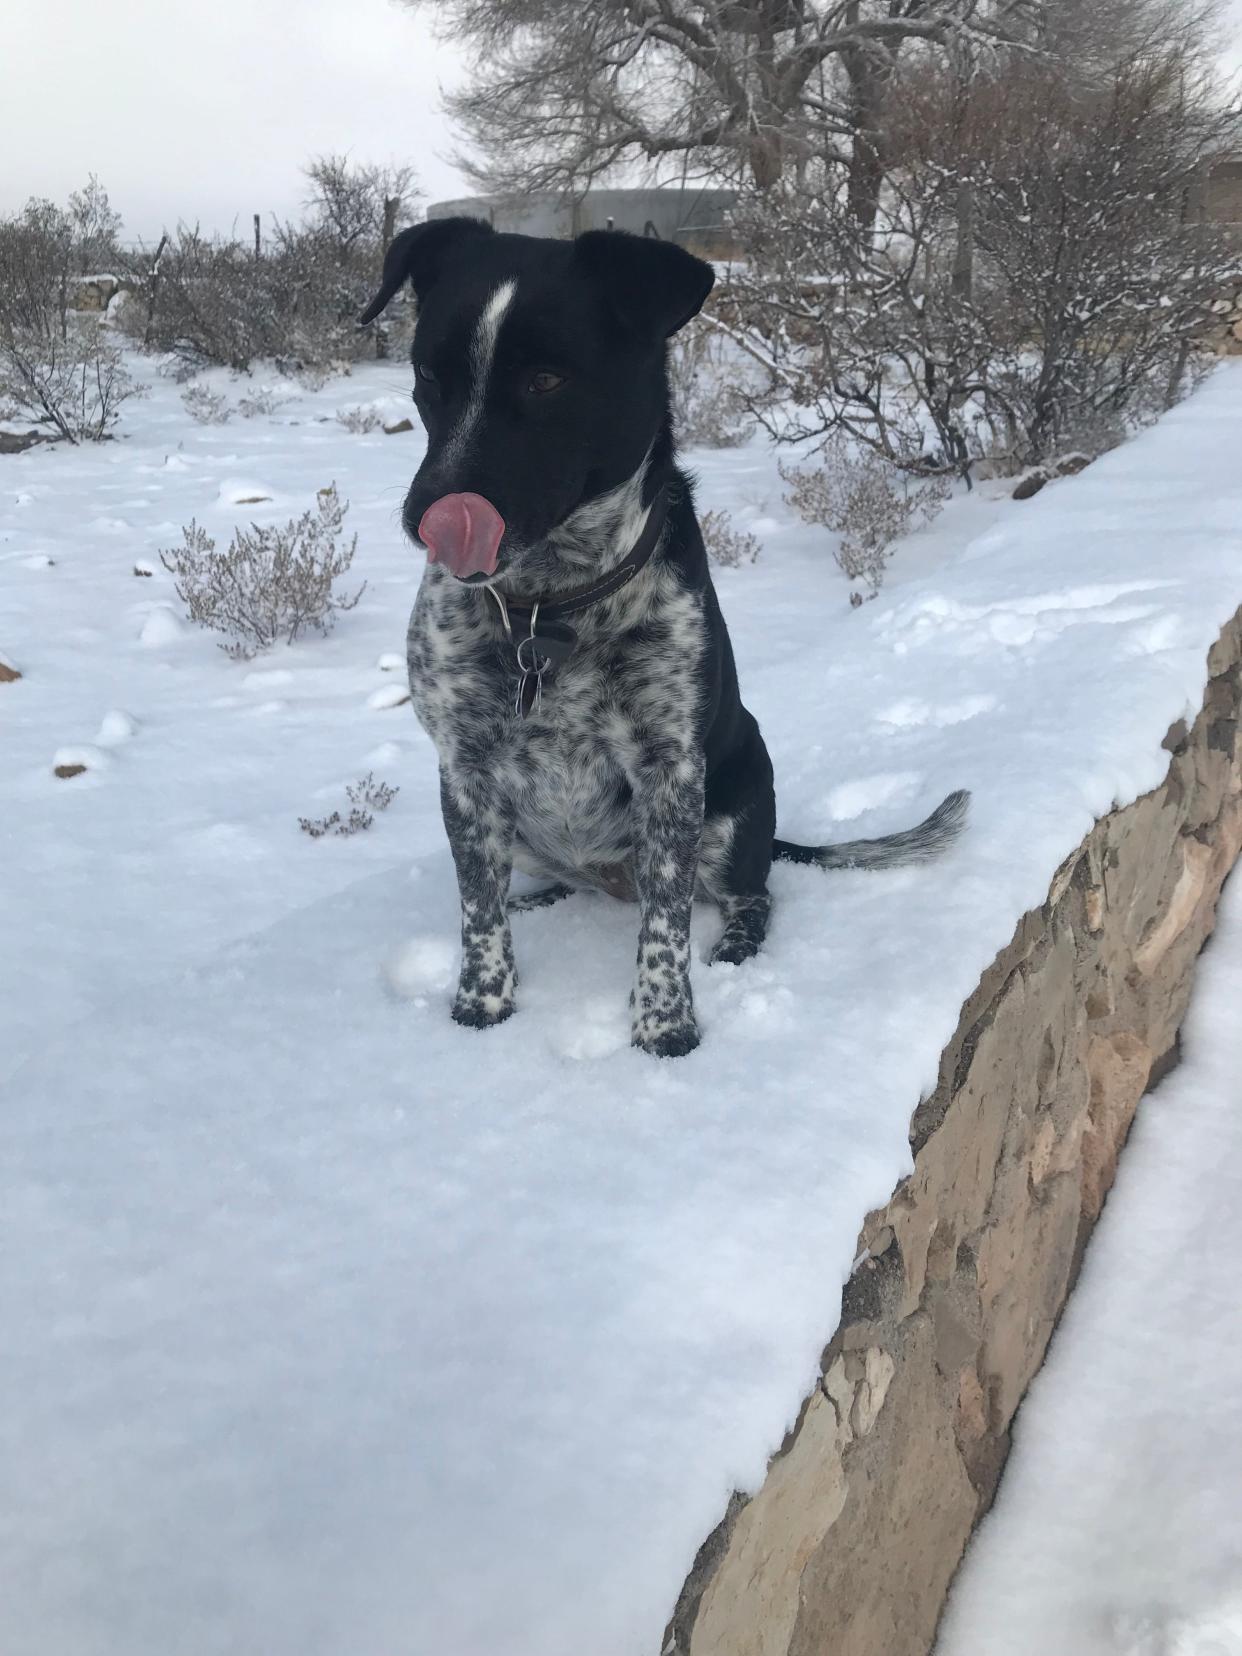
[364,219,970,1057]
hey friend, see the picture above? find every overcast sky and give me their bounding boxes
[3,0,1241,247]
[0,0,469,243]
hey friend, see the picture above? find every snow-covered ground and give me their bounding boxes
[938,870,1242,1656]
[2,359,1242,1656]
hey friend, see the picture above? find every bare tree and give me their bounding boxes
[67,175,123,273]
[302,155,420,252]
[403,0,1041,221]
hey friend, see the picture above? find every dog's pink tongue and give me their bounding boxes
[418,493,505,579]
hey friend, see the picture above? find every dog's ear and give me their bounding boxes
[573,230,715,341]
[359,216,494,325]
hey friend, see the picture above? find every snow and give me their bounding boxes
[137,602,185,646]
[366,679,413,709]
[2,356,1242,1656]
[938,872,1242,1656]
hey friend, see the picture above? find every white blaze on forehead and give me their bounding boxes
[442,277,517,468]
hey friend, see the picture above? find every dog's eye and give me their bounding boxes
[415,363,438,386]
[529,370,565,395]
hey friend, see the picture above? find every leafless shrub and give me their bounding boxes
[700,508,761,568]
[668,319,755,450]
[123,155,422,374]
[0,195,142,442]
[236,385,290,419]
[159,484,365,657]
[336,404,384,434]
[782,447,949,598]
[299,772,399,838]
[1,317,141,443]
[289,363,334,392]
[181,383,231,424]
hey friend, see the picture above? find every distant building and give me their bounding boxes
[1203,152,1242,228]
[427,187,740,259]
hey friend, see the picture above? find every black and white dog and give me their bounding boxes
[361,219,967,1057]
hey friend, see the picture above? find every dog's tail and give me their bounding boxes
[772,788,970,872]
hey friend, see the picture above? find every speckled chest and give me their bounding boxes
[406,564,708,882]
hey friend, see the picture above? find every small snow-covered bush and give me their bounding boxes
[181,384,231,424]
[160,484,365,657]
[288,363,335,392]
[299,773,399,838]
[668,318,754,450]
[237,385,290,419]
[700,508,760,568]
[336,404,383,434]
[782,447,948,599]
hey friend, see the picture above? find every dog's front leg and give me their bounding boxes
[630,750,705,1058]
[440,767,518,1030]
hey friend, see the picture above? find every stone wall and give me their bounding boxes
[665,609,1242,1656]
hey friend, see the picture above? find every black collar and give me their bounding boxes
[484,487,670,717]
[488,485,669,637]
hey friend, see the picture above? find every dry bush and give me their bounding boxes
[0,196,141,442]
[668,318,754,450]
[236,385,290,419]
[336,404,383,433]
[299,773,399,838]
[160,484,365,657]
[123,156,421,376]
[700,508,760,568]
[289,363,335,392]
[782,447,949,598]
[181,384,231,424]
[1,317,141,443]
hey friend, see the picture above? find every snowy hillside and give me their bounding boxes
[3,360,1242,1656]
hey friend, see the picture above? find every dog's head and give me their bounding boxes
[361,218,714,587]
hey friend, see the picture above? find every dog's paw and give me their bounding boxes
[631,992,700,1058]
[451,993,516,1031]
[632,1018,701,1059]
[631,961,699,1057]
[708,933,761,967]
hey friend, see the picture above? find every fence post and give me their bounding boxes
[143,232,170,349]
[376,196,399,359]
